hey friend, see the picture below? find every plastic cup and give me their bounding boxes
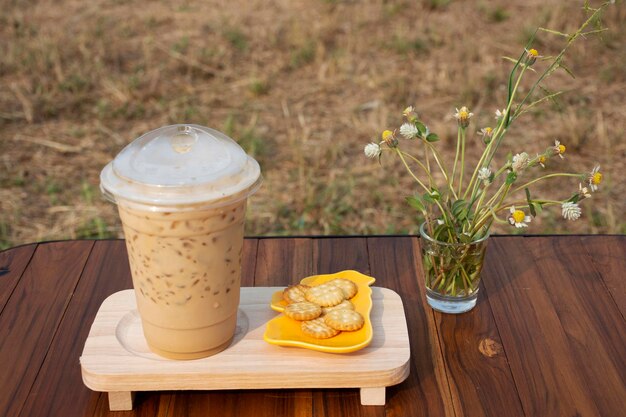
[100,125,261,359]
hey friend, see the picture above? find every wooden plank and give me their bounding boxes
[314,237,370,276]
[482,236,616,417]
[235,238,314,417]
[241,238,259,287]
[417,235,527,417]
[0,243,36,314]
[426,236,527,417]
[580,235,626,317]
[527,236,626,416]
[170,388,315,417]
[92,239,258,416]
[93,390,172,417]
[80,287,408,390]
[109,391,136,411]
[360,387,385,405]
[168,391,237,417]
[16,240,137,417]
[255,238,314,286]
[367,236,454,417]
[0,240,94,417]
[165,238,259,417]
[313,237,382,417]
[18,239,259,417]
[164,238,315,417]
[439,300,525,417]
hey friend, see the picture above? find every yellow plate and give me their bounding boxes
[263,270,376,353]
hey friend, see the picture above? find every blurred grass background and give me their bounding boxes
[1,0,625,249]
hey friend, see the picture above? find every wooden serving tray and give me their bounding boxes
[80,287,410,411]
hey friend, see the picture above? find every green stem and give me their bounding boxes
[485,65,527,168]
[511,173,583,193]
[400,151,437,186]
[466,163,510,222]
[495,199,564,209]
[470,186,489,222]
[458,128,466,196]
[464,112,513,201]
[423,141,458,200]
[424,145,432,188]
[475,198,565,232]
[451,127,461,191]
[480,181,509,214]
[472,184,511,234]
[471,4,608,223]
[513,5,608,120]
[459,265,472,294]
[395,148,431,193]
[490,208,509,224]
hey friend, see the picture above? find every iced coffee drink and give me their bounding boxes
[100,125,261,359]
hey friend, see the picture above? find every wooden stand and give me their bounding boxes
[80,287,410,411]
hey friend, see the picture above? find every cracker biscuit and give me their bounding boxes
[301,317,340,339]
[322,299,355,315]
[305,283,345,307]
[324,309,364,331]
[283,302,322,321]
[327,278,358,299]
[283,284,310,304]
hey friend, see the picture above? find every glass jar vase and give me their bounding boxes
[419,222,489,314]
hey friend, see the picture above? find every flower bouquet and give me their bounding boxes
[365,2,609,313]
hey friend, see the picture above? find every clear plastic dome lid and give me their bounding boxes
[100,124,261,207]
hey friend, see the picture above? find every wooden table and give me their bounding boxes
[1,236,624,417]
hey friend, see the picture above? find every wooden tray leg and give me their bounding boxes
[108,391,135,411]
[360,387,385,405]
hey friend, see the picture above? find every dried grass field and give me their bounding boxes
[1,0,625,248]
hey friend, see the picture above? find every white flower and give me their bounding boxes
[508,206,531,228]
[588,165,602,192]
[537,153,547,168]
[495,109,506,120]
[553,140,566,159]
[561,202,582,221]
[381,129,398,147]
[512,152,530,173]
[478,167,492,184]
[403,106,418,121]
[454,106,473,128]
[364,142,382,159]
[478,127,494,144]
[578,183,591,199]
[524,48,541,66]
[399,123,418,139]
